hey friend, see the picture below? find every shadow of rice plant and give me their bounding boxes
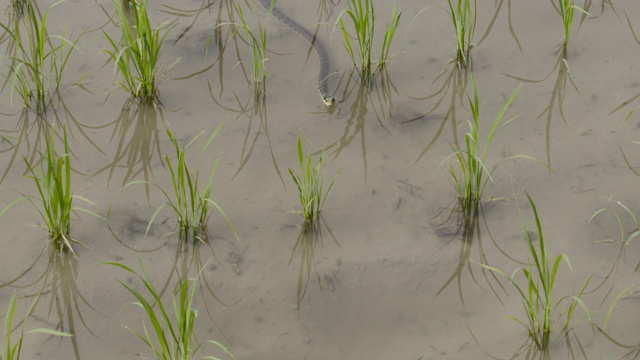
[0,109,45,184]
[474,0,522,52]
[609,11,640,122]
[411,60,470,163]
[214,83,287,186]
[504,50,578,167]
[171,0,242,99]
[1,243,101,360]
[324,68,398,181]
[0,96,105,186]
[289,216,340,310]
[90,99,164,202]
[474,328,589,360]
[429,201,509,306]
[158,0,215,48]
[579,0,618,27]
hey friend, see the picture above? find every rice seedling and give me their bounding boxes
[288,132,341,229]
[147,124,237,242]
[336,0,402,77]
[480,192,596,350]
[446,0,476,69]
[445,73,522,213]
[0,0,83,113]
[378,4,401,70]
[103,0,177,103]
[13,125,99,254]
[104,258,236,360]
[234,1,268,91]
[474,0,522,53]
[555,0,588,53]
[2,291,71,360]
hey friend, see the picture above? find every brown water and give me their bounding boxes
[1,0,640,359]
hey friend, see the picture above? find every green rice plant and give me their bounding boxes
[336,0,402,77]
[480,193,595,350]
[446,0,476,69]
[0,0,83,113]
[104,258,236,360]
[288,132,341,229]
[234,1,268,91]
[379,4,401,71]
[2,291,71,360]
[556,0,588,52]
[148,124,237,241]
[16,125,98,254]
[446,73,522,213]
[103,0,176,103]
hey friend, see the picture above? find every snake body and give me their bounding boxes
[258,0,335,106]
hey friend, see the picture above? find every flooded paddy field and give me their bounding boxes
[1,0,640,359]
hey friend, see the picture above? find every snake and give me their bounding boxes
[258,0,335,106]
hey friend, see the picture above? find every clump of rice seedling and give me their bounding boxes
[2,291,71,360]
[288,132,341,229]
[480,192,596,350]
[0,0,83,113]
[336,0,402,77]
[104,258,236,360]
[11,125,98,254]
[446,0,476,69]
[235,1,268,92]
[148,123,236,242]
[446,73,522,213]
[103,0,177,103]
[556,0,588,53]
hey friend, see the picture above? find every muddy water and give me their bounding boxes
[2,0,640,359]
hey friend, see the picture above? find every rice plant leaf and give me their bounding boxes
[27,328,73,337]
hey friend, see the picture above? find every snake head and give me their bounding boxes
[323,95,336,106]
